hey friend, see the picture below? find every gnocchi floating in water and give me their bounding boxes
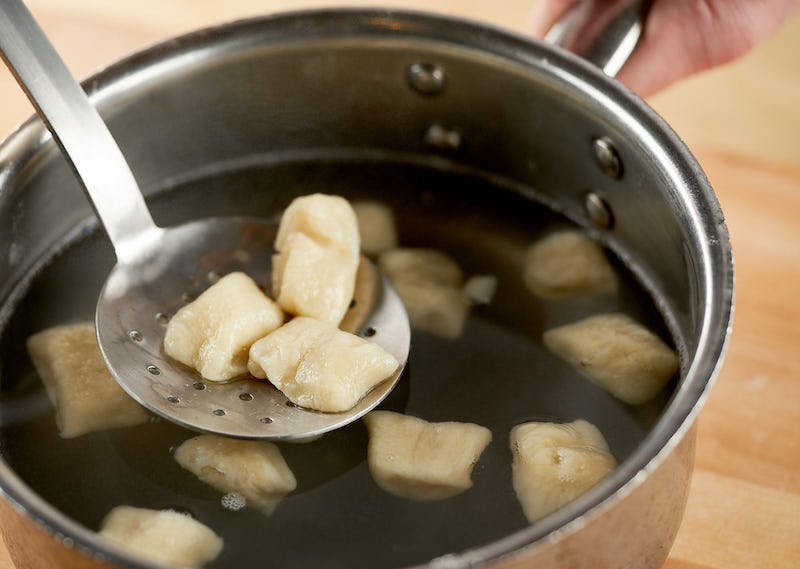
[26,322,149,438]
[543,313,680,404]
[378,248,469,339]
[174,434,296,514]
[99,506,222,568]
[272,194,360,324]
[352,200,398,256]
[364,411,492,501]
[464,274,498,306]
[523,230,617,298]
[511,419,617,523]
[164,272,284,382]
[248,317,399,412]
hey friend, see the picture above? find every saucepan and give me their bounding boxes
[0,5,733,569]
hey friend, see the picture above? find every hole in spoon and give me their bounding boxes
[239,393,254,401]
[167,395,179,404]
[128,330,142,342]
[147,365,160,375]
[155,313,169,325]
[260,417,274,424]
[193,382,206,391]
[213,409,226,416]
[362,326,377,337]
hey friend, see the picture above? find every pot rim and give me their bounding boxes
[0,8,734,569]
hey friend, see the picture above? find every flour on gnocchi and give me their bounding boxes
[543,313,679,404]
[523,230,617,298]
[27,322,149,438]
[352,200,398,256]
[175,434,296,514]
[272,194,360,324]
[379,248,469,339]
[248,317,398,412]
[364,411,492,501]
[164,272,284,382]
[511,419,616,523]
[99,506,223,568]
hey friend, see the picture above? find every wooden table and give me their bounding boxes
[1,2,798,568]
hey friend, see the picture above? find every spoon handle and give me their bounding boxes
[0,0,161,264]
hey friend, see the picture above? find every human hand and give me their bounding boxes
[529,0,800,96]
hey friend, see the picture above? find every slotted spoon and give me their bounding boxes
[0,0,410,440]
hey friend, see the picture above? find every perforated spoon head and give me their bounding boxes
[96,218,410,440]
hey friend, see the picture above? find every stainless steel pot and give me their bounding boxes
[0,8,733,569]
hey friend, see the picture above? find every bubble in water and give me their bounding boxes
[8,242,22,265]
[464,275,498,305]
[221,492,247,511]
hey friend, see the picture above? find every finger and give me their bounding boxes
[617,0,800,96]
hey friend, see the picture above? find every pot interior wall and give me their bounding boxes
[1,27,701,354]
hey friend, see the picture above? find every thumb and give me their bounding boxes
[529,0,578,36]
[529,0,800,97]
[617,0,800,96]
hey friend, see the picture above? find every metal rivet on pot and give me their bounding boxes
[407,62,446,95]
[592,137,622,179]
[585,192,614,229]
[424,124,462,151]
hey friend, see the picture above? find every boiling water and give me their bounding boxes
[0,157,674,569]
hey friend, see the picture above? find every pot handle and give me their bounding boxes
[545,0,651,76]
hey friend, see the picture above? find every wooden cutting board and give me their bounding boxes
[1,3,798,568]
